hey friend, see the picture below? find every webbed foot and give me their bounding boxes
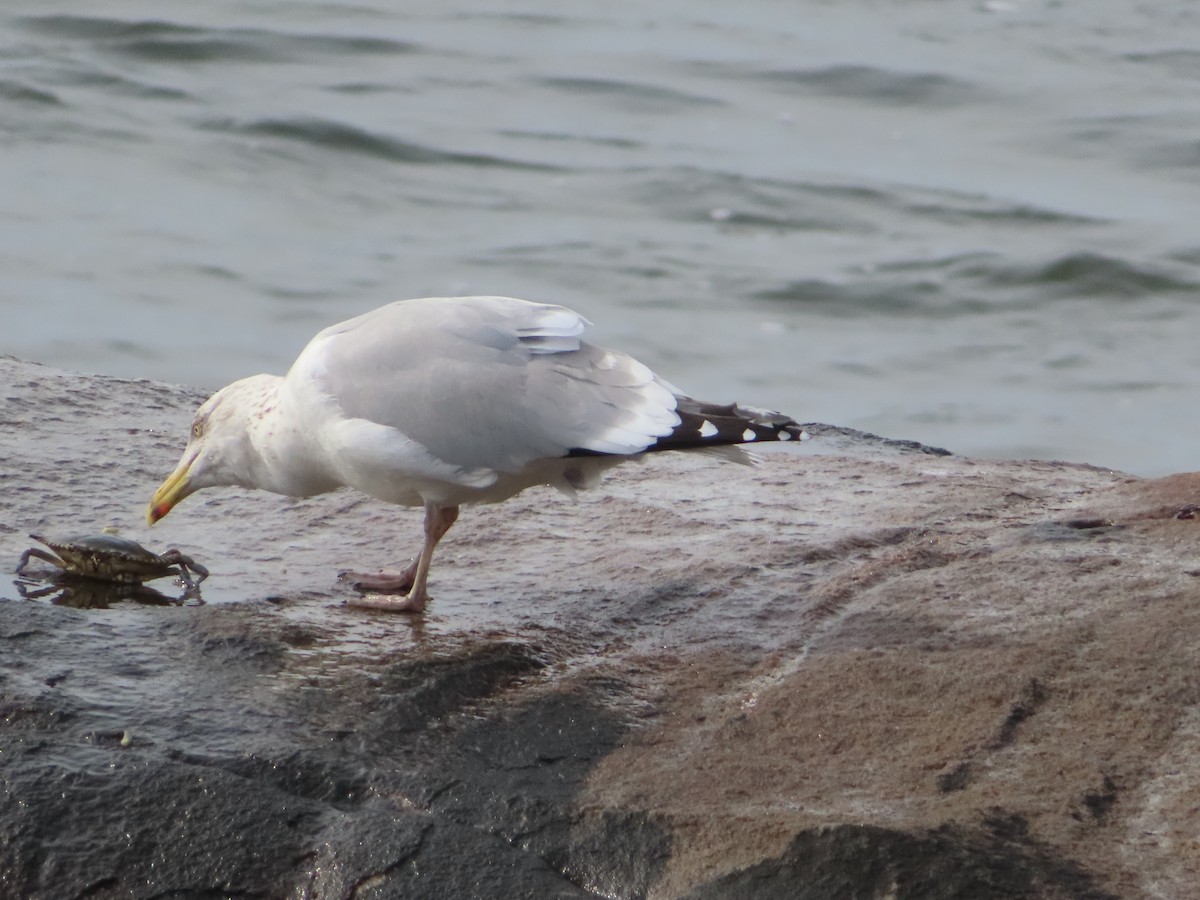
[344,591,428,614]
[337,562,417,594]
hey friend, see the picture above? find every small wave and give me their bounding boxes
[55,69,191,101]
[1139,140,1200,172]
[536,76,723,111]
[16,14,416,64]
[1169,247,1200,266]
[752,251,1196,315]
[626,168,878,234]
[499,128,643,150]
[961,252,1197,299]
[902,198,1103,227]
[1123,50,1200,79]
[809,180,1106,228]
[872,252,1001,275]
[206,117,561,171]
[191,264,242,283]
[752,64,979,106]
[0,80,63,106]
[456,11,577,27]
[751,279,943,315]
[681,176,1096,234]
[326,82,403,96]
[17,14,174,39]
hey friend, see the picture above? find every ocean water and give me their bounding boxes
[3,0,1199,476]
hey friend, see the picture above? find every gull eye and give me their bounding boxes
[191,420,204,440]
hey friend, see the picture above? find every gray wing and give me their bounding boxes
[297,296,680,473]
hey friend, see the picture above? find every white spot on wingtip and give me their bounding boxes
[699,419,718,438]
[779,430,792,441]
[742,428,757,442]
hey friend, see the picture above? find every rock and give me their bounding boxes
[684,823,1113,900]
[1,355,1197,898]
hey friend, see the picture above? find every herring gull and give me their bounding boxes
[147,296,806,612]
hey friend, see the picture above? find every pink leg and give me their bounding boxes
[346,503,460,614]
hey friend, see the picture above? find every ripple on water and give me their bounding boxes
[718,62,984,107]
[0,79,63,106]
[15,14,418,63]
[534,75,725,112]
[203,116,563,171]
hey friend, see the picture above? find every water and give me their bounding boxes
[3,0,1200,476]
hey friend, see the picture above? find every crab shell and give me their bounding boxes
[22,533,208,587]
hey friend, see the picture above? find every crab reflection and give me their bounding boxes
[15,575,203,609]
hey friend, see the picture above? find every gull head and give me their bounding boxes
[147,375,281,524]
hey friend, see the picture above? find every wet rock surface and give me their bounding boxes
[2,355,1198,898]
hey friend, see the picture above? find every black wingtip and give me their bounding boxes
[564,397,808,459]
[642,397,808,454]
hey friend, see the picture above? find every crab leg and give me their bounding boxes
[182,559,209,587]
[159,550,209,589]
[16,548,64,577]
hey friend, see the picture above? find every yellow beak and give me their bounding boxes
[147,455,196,525]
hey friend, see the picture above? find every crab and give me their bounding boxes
[16,533,209,590]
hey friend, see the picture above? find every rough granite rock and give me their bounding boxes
[2,354,1198,898]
